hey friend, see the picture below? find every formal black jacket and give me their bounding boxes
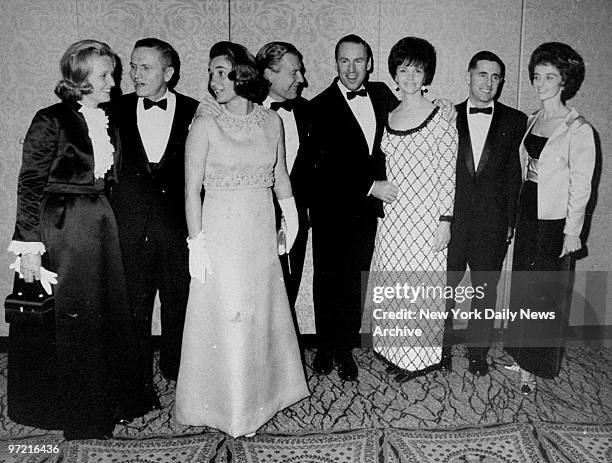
[273,95,312,229]
[452,100,526,240]
[9,100,144,434]
[308,78,398,223]
[13,101,120,243]
[109,91,198,243]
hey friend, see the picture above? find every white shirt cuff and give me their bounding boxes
[367,182,375,196]
[7,241,46,256]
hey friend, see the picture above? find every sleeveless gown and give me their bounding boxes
[369,107,457,372]
[175,105,309,437]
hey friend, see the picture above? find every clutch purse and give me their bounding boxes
[4,273,55,325]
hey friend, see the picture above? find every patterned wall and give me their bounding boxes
[0,0,610,335]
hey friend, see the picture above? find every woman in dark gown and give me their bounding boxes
[505,42,595,394]
[8,39,145,440]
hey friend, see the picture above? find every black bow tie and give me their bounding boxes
[469,106,493,115]
[270,100,294,112]
[346,89,367,100]
[143,98,167,110]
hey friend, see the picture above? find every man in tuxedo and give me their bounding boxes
[255,42,311,350]
[111,38,199,408]
[309,35,399,381]
[444,51,526,376]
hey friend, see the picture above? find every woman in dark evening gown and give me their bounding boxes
[504,42,595,394]
[7,40,145,440]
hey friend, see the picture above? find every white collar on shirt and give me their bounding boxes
[467,99,495,116]
[337,79,366,102]
[466,99,494,166]
[264,95,291,111]
[336,79,376,155]
[137,88,175,111]
[263,95,300,173]
[136,89,176,163]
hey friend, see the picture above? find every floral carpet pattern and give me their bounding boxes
[0,344,611,462]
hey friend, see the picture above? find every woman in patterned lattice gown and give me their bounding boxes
[369,37,457,383]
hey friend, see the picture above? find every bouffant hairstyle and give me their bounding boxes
[468,50,505,80]
[209,41,266,102]
[528,42,585,102]
[388,37,436,86]
[134,37,181,89]
[54,39,116,103]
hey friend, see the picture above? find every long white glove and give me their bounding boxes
[187,230,212,285]
[278,196,298,254]
[10,256,58,295]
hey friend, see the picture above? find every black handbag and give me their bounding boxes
[4,273,55,325]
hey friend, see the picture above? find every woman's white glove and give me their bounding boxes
[10,256,57,295]
[278,197,299,254]
[187,231,212,285]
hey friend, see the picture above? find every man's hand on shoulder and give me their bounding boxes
[194,94,222,119]
[434,98,457,124]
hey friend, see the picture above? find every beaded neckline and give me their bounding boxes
[386,106,439,136]
[219,103,264,120]
[217,103,267,130]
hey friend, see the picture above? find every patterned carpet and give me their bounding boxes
[1,344,611,462]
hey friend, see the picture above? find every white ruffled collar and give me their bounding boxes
[78,103,115,179]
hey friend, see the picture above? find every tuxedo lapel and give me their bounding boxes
[156,92,185,172]
[293,98,309,146]
[331,81,370,154]
[126,94,153,175]
[366,82,390,137]
[457,101,475,178]
[290,98,310,180]
[475,102,503,176]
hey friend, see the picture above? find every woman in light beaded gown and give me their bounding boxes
[369,37,457,383]
[175,42,308,438]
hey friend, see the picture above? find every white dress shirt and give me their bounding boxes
[337,80,376,155]
[264,96,300,173]
[466,99,494,169]
[136,89,176,163]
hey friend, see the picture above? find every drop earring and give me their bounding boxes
[421,85,428,93]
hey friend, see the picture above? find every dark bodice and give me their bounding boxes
[524,133,548,159]
[13,101,118,243]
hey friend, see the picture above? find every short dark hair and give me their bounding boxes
[468,50,505,80]
[334,34,373,67]
[388,37,436,86]
[528,42,585,102]
[209,41,266,102]
[54,39,117,103]
[134,37,181,88]
[256,41,304,73]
